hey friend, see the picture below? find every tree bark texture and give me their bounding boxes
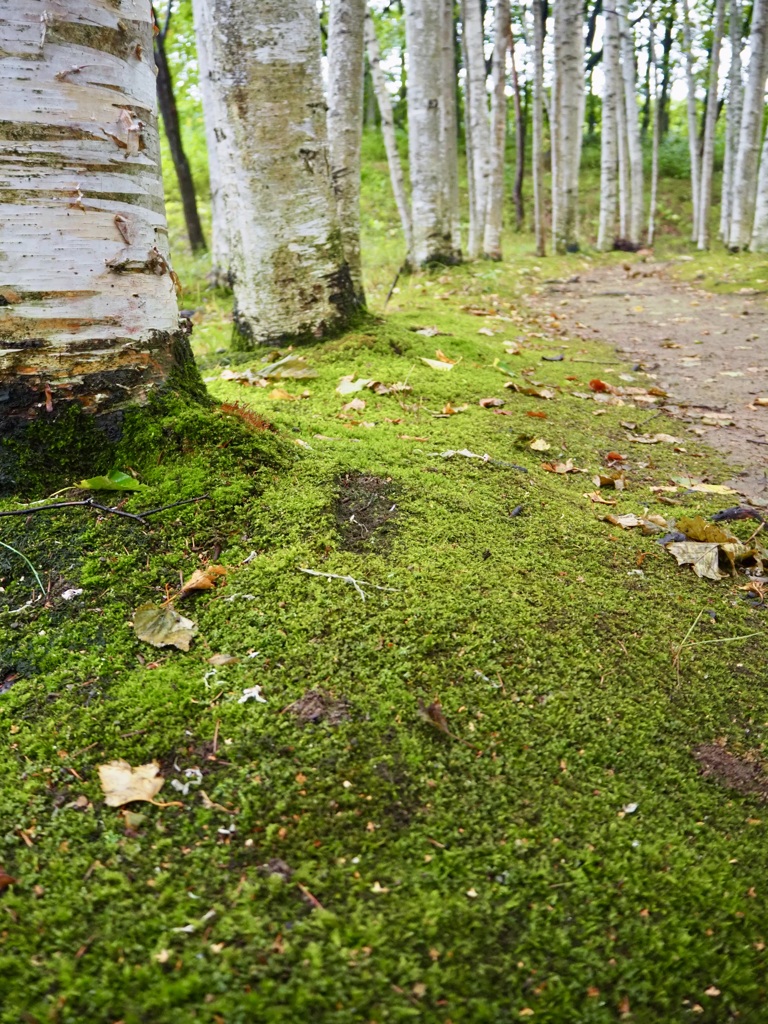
[647,18,661,246]
[697,0,726,249]
[483,0,510,260]
[0,0,190,435]
[439,0,461,253]
[463,0,491,258]
[364,13,414,261]
[552,0,584,252]
[720,0,744,240]
[327,0,366,302]
[597,0,619,251]
[681,0,701,240]
[205,0,359,344]
[531,0,545,256]
[617,0,643,245]
[510,30,525,232]
[728,0,768,249]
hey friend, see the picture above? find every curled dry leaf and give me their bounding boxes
[342,397,366,413]
[418,698,451,735]
[179,564,227,599]
[526,410,547,419]
[208,653,239,667]
[543,460,577,474]
[133,603,197,650]
[629,433,679,444]
[441,402,467,415]
[98,760,164,807]
[529,438,550,452]
[435,349,457,364]
[749,396,768,408]
[421,357,453,371]
[268,388,298,401]
[592,471,625,491]
[585,491,617,505]
[667,542,723,580]
[479,397,505,408]
[589,378,621,394]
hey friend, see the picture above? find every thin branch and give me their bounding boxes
[0,494,209,525]
[298,567,398,602]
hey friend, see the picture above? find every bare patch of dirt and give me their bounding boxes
[335,472,399,552]
[693,743,768,801]
[283,689,351,726]
[532,261,768,503]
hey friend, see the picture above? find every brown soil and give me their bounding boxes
[693,743,768,802]
[533,261,768,505]
[335,472,399,552]
[283,689,351,726]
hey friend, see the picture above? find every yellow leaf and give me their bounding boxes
[98,760,164,807]
[268,388,298,400]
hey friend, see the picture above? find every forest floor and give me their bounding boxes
[1,239,768,1024]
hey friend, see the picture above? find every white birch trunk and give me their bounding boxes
[681,0,701,239]
[597,2,620,251]
[616,62,629,240]
[618,0,644,245]
[720,0,744,239]
[405,0,458,264]
[697,0,726,249]
[647,19,661,246]
[531,0,546,256]
[0,0,188,434]
[750,127,768,247]
[364,13,414,261]
[728,0,768,249]
[462,0,491,258]
[192,0,230,286]
[327,0,366,301]
[206,0,358,344]
[552,0,584,252]
[483,0,510,260]
[440,0,461,253]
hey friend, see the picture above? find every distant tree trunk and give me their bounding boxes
[728,0,768,249]
[153,4,207,253]
[405,0,461,264]
[484,0,510,259]
[531,0,546,255]
[681,0,701,240]
[207,0,359,345]
[618,0,643,244]
[365,13,414,260]
[327,0,366,302]
[641,34,652,138]
[616,60,629,239]
[597,0,619,251]
[552,0,584,252]
[721,0,744,239]
[697,0,726,249]
[0,0,194,452]
[658,14,674,137]
[463,0,491,258]
[510,30,525,231]
[648,18,661,245]
[440,0,462,253]
[191,0,230,285]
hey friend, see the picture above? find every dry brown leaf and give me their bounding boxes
[98,760,164,807]
[0,867,17,891]
[179,565,227,599]
[592,471,625,491]
[666,541,723,580]
[435,349,457,364]
[418,698,451,735]
[208,653,239,667]
[133,603,197,650]
[342,397,366,413]
[542,459,576,474]
[585,491,618,505]
[529,438,550,451]
[268,388,298,401]
[479,397,505,408]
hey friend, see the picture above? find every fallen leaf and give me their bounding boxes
[478,327,495,336]
[421,357,453,371]
[418,698,451,735]
[687,482,739,495]
[605,452,626,462]
[370,880,389,893]
[435,349,457,364]
[342,397,366,413]
[413,326,448,337]
[604,513,643,529]
[585,491,618,505]
[526,410,548,419]
[268,388,298,401]
[677,516,732,544]
[336,375,371,395]
[589,378,621,394]
[529,438,550,451]
[666,541,723,580]
[0,867,17,891]
[179,565,227,599]
[543,460,576,474]
[77,469,144,491]
[466,887,479,897]
[592,471,625,490]
[493,358,518,377]
[704,986,721,998]
[440,402,467,416]
[239,685,267,704]
[208,654,239,667]
[518,1010,535,1018]
[98,760,164,807]
[750,396,768,408]
[133,603,197,651]
[479,397,505,408]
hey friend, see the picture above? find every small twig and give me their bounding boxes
[673,610,704,687]
[137,495,209,517]
[745,521,766,546]
[0,540,45,598]
[212,718,220,755]
[746,438,768,446]
[296,883,324,910]
[0,498,147,524]
[384,261,406,308]
[682,632,762,649]
[298,567,398,601]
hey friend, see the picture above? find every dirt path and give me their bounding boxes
[532,260,768,505]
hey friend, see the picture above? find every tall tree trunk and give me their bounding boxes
[697,0,726,249]
[597,0,620,251]
[617,0,643,245]
[728,0,768,249]
[658,13,674,137]
[191,0,231,285]
[405,0,460,264]
[327,0,366,303]
[0,0,193,444]
[720,0,744,239]
[364,13,414,260]
[510,30,525,231]
[206,0,359,345]
[440,0,462,253]
[648,18,661,246]
[463,0,491,258]
[552,0,584,252]
[749,125,768,248]
[681,0,701,240]
[531,0,546,255]
[484,0,510,260]
[616,61,629,240]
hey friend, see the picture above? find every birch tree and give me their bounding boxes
[440,0,461,254]
[364,13,414,260]
[552,0,584,252]
[327,0,366,302]
[681,0,701,239]
[618,0,644,245]
[484,0,510,260]
[204,0,358,343]
[463,0,491,258]
[0,0,193,445]
[597,0,620,251]
[647,17,661,245]
[531,0,546,256]
[728,0,768,250]
[697,0,726,249]
[720,0,744,240]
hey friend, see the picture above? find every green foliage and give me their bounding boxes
[77,470,146,492]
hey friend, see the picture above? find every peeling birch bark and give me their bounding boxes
[463,0,490,259]
[552,0,584,252]
[618,0,643,245]
[720,0,744,240]
[0,0,190,434]
[327,0,366,302]
[647,19,661,246]
[681,0,701,240]
[205,0,358,344]
[483,0,510,261]
[697,0,725,250]
[597,0,619,252]
[531,0,545,257]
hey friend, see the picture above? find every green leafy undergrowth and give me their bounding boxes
[0,263,767,1024]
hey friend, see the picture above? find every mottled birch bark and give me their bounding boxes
[192,0,230,285]
[327,0,366,302]
[697,0,726,249]
[720,0,744,239]
[364,13,414,261]
[463,0,491,258]
[510,31,525,231]
[597,1,620,251]
[531,0,545,256]
[439,0,461,252]
[206,0,358,343]
[750,132,768,248]
[552,0,584,252]
[484,0,510,260]
[618,0,643,245]
[405,0,458,264]
[681,0,701,240]
[648,19,661,246]
[616,64,629,239]
[0,0,192,438]
[728,0,768,249]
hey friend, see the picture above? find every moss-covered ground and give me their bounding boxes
[2,145,768,1023]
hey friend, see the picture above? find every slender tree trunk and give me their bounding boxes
[463,0,491,258]
[616,63,629,240]
[405,0,460,264]
[510,30,525,231]
[191,0,230,285]
[327,0,366,302]
[440,0,462,253]
[365,14,414,261]
[532,0,546,255]
[484,0,510,259]
[658,14,674,137]
[552,0,584,252]
[617,0,643,245]
[728,0,768,249]
[206,0,359,345]
[597,0,620,251]
[721,0,744,239]
[681,0,701,240]
[0,0,193,445]
[641,34,652,138]
[697,0,726,249]
[648,18,661,246]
